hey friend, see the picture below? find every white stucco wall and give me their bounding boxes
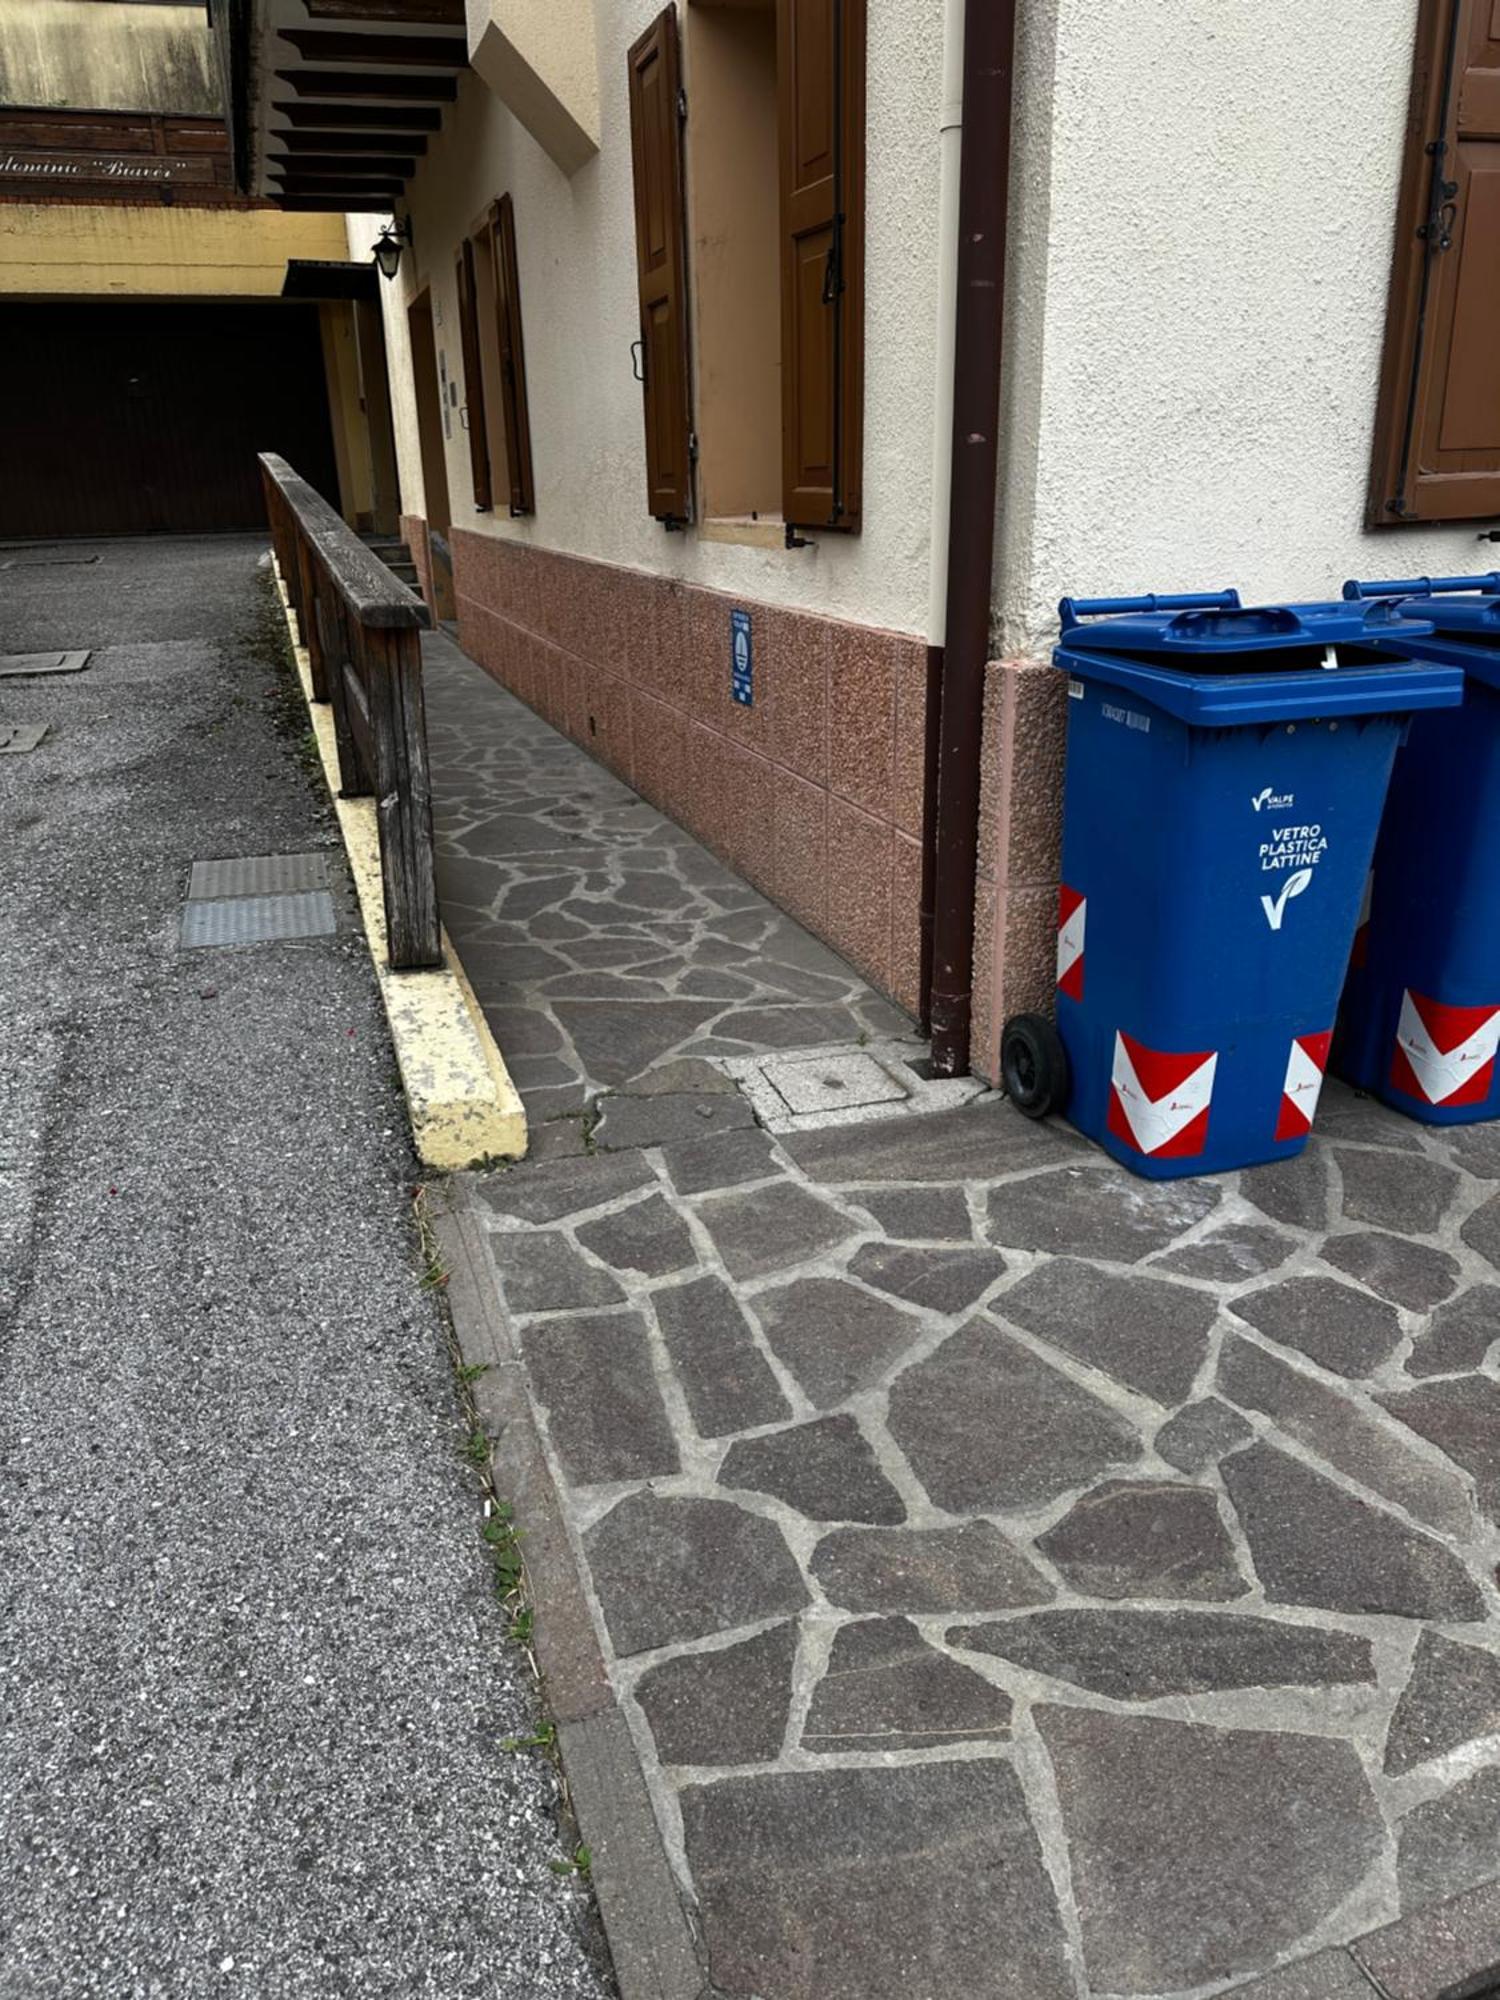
[995,0,1491,658]
[365,0,947,635]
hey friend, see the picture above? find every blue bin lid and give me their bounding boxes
[1055,589,1459,726]
[1343,573,1500,689]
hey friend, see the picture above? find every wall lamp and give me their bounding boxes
[373,216,413,282]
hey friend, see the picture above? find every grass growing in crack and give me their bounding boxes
[502,1722,556,1754]
[410,1186,598,1910]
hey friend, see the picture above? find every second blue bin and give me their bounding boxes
[1338,573,1500,1124]
[1050,592,1462,1178]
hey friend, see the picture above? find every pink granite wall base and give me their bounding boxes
[449,528,925,1015]
[970,658,1069,1084]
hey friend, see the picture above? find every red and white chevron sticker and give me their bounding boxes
[1107,1031,1217,1160]
[1391,991,1500,1108]
[1056,885,1086,1001]
[1275,1030,1332,1141]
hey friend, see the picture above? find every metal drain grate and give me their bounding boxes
[0,723,48,755]
[188,851,330,899]
[0,652,91,678]
[180,891,337,948]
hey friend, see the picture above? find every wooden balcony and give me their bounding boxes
[211,0,466,211]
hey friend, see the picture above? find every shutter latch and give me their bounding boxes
[1418,141,1459,252]
[822,215,846,305]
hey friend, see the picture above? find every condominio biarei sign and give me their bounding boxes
[1,151,212,186]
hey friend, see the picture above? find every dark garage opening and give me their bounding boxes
[0,299,340,541]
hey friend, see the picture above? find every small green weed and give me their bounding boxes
[502,1722,556,1754]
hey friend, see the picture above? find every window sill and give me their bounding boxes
[698,516,786,551]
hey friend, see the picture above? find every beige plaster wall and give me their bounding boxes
[465,0,599,176]
[0,202,349,297]
[349,213,429,522]
[370,0,947,636]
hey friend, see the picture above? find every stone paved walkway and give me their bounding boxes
[426,635,1500,2000]
[422,629,911,1134]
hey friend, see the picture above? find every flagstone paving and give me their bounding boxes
[426,634,1500,2000]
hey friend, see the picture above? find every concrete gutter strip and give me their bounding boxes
[428,1185,712,2000]
[271,563,527,1170]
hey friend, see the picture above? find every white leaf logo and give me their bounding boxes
[1261,868,1314,931]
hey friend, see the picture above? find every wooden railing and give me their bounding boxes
[259,452,441,971]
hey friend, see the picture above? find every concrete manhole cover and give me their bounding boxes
[180,891,337,948]
[719,1040,989,1133]
[765,1050,910,1116]
[0,652,91,678]
[188,852,330,898]
[0,723,48,755]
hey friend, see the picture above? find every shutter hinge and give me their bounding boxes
[677,86,687,122]
[688,430,699,462]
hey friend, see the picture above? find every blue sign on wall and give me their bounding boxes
[730,608,753,706]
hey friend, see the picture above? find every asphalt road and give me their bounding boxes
[0,538,614,1999]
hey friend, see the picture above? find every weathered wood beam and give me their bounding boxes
[272,127,428,152]
[304,0,462,22]
[275,193,396,210]
[280,29,465,67]
[274,101,441,129]
[275,176,407,196]
[269,150,416,174]
[274,68,457,101]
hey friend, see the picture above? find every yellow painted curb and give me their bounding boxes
[271,563,528,1170]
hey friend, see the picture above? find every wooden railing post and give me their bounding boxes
[368,624,442,970]
[295,537,329,701]
[326,594,368,800]
[257,451,439,973]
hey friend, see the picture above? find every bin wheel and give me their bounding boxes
[1001,1014,1070,1120]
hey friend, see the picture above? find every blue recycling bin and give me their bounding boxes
[1336,573,1500,1124]
[1025,590,1462,1180]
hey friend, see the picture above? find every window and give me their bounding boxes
[625,0,865,534]
[454,237,492,512]
[1368,0,1500,524]
[456,197,536,516]
[627,7,695,526]
[684,0,780,524]
[471,196,536,516]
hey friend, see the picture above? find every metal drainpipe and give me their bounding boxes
[917,0,966,1033]
[925,0,1019,1076]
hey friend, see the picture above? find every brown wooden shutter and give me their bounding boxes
[777,0,865,532]
[455,239,492,512]
[486,193,535,515]
[626,5,693,525]
[1369,0,1500,524]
